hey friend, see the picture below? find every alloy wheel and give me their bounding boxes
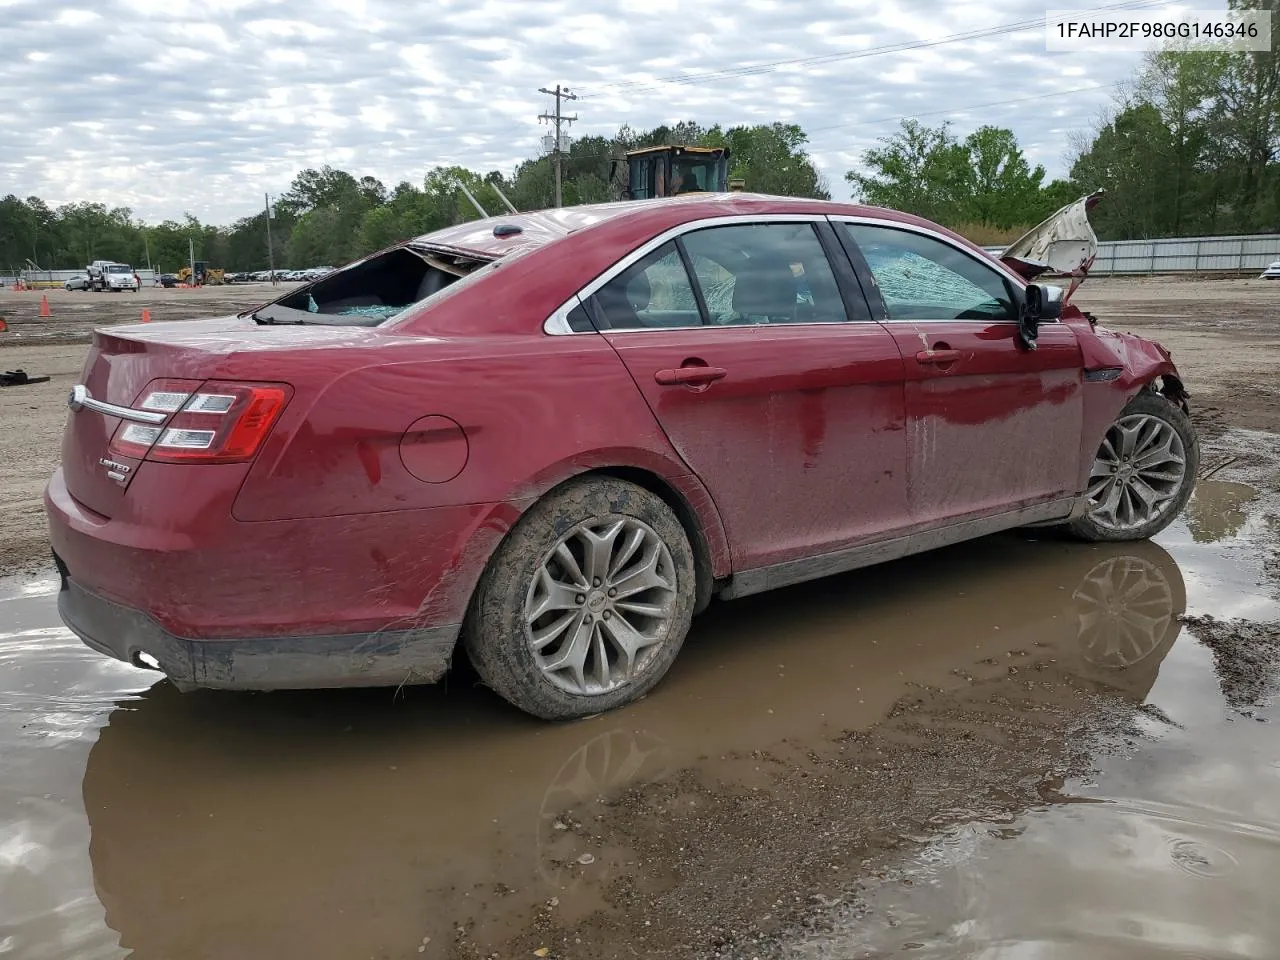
[524,517,678,696]
[1085,413,1188,532]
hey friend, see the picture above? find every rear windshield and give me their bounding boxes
[248,246,500,328]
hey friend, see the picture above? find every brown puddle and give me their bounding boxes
[1,436,1279,960]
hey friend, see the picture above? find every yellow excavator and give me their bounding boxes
[176,264,225,285]
[613,145,741,200]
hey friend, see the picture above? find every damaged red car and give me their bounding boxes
[44,191,1199,720]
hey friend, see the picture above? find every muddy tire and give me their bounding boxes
[1066,387,1199,543]
[463,476,697,721]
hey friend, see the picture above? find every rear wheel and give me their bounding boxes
[1067,388,1199,542]
[464,476,696,720]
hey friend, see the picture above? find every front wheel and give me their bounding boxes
[1067,388,1199,542]
[464,476,697,720]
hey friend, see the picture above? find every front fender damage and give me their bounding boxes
[1078,324,1188,408]
[1071,323,1193,500]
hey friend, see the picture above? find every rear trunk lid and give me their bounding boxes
[1000,190,1105,304]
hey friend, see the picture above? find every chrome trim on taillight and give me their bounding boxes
[68,385,168,424]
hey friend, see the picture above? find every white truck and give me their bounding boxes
[86,260,139,293]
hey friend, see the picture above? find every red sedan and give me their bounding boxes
[44,192,1198,720]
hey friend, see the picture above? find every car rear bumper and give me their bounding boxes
[42,464,515,691]
[56,570,459,692]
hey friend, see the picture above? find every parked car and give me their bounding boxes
[45,192,1199,721]
[1260,260,1280,279]
[64,275,89,291]
[158,274,179,288]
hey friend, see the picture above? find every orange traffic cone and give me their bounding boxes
[39,294,51,318]
[140,308,151,323]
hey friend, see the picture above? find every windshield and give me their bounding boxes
[106,265,131,273]
[672,158,722,193]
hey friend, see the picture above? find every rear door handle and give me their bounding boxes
[915,349,962,365]
[655,366,727,386]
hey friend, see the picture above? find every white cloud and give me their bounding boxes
[0,0,1145,223]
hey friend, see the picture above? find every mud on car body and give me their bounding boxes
[45,191,1199,720]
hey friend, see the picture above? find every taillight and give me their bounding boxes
[109,379,291,464]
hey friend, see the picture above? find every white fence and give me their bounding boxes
[0,269,160,288]
[982,233,1280,275]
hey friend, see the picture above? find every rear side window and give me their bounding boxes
[592,241,703,330]
[681,223,849,325]
[841,223,1015,322]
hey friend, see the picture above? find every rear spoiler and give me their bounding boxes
[999,190,1105,304]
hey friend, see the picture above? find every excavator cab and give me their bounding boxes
[617,145,731,200]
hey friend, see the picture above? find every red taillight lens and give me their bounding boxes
[108,379,291,464]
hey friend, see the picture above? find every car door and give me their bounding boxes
[579,216,910,574]
[832,218,1084,526]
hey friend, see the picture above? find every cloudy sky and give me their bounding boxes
[0,0,1179,225]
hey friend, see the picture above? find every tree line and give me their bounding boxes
[1,7,1276,272]
[851,5,1279,243]
[0,121,829,274]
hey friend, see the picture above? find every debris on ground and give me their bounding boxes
[0,369,51,387]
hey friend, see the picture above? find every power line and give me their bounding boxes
[551,84,1125,172]
[576,0,1163,99]
[807,81,1127,136]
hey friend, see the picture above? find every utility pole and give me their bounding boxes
[538,84,577,208]
[264,193,277,285]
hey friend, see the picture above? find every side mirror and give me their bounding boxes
[1027,283,1064,321]
[1017,282,1065,351]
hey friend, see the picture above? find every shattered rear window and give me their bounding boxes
[250,246,496,328]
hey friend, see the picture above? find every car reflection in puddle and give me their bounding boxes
[3,467,1278,959]
[788,475,1280,960]
[72,533,1191,958]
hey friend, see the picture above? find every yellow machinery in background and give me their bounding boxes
[613,145,734,200]
[176,264,225,285]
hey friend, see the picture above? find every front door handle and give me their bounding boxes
[655,365,727,386]
[915,348,962,365]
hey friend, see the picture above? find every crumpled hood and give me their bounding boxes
[1000,190,1104,303]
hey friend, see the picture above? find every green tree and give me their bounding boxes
[1135,49,1225,232]
[1070,103,1178,238]
[285,206,343,267]
[845,120,966,221]
[721,123,831,199]
[960,126,1048,227]
[0,196,39,268]
[1205,0,1280,230]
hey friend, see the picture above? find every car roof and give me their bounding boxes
[406,193,976,262]
[625,144,727,157]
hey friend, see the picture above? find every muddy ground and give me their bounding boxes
[1,276,1279,959]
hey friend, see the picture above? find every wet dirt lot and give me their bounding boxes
[1,277,1279,959]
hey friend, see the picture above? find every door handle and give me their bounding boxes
[915,349,962,365]
[655,365,727,386]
